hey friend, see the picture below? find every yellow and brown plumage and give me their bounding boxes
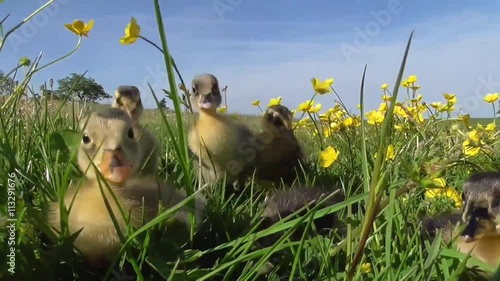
[47,107,205,264]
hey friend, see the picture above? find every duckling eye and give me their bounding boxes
[82,134,91,144]
[127,128,134,139]
[192,86,197,94]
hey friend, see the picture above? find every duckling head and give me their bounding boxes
[190,73,221,113]
[262,105,294,133]
[461,172,500,235]
[112,85,143,121]
[77,107,142,185]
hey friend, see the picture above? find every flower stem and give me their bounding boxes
[33,36,82,75]
[0,0,55,52]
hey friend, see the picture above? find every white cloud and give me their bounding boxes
[157,11,500,117]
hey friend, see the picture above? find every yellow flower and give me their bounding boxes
[484,93,499,104]
[430,102,442,109]
[443,93,457,104]
[432,177,446,188]
[381,83,389,91]
[323,128,331,138]
[268,97,282,107]
[311,78,334,94]
[425,187,462,208]
[459,114,470,127]
[406,75,417,83]
[120,17,141,44]
[386,144,395,160]
[394,104,409,118]
[366,110,384,125]
[394,123,409,131]
[467,130,480,142]
[252,100,260,107]
[378,102,388,112]
[330,122,342,133]
[342,117,354,127]
[485,123,496,131]
[410,94,423,103]
[382,94,392,102]
[319,146,340,168]
[298,100,314,112]
[64,19,94,37]
[463,140,481,157]
[402,80,410,88]
[361,263,372,273]
[374,144,395,161]
[218,106,227,114]
[411,85,421,91]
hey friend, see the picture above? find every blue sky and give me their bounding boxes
[2,0,500,117]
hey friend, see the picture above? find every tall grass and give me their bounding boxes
[2,1,500,281]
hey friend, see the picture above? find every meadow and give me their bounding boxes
[2,2,500,281]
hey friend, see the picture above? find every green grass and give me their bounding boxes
[2,2,500,281]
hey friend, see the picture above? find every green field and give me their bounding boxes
[2,3,500,281]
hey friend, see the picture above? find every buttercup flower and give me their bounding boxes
[381,83,389,91]
[406,75,417,83]
[311,78,334,94]
[484,93,499,104]
[19,57,31,66]
[268,97,282,107]
[120,17,141,44]
[430,102,442,109]
[65,19,94,37]
[320,146,340,168]
[459,114,470,127]
[485,123,496,131]
[463,140,481,157]
[432,177,446,188]
[218,106,227,114]
[443,93,457,104]
[425,187,462,208]
[298,100,314,112]
[361,263,372,273]
[252,100,260,107]
[366,110,384,125]
[386,144,395,160]
[382,94,392,102]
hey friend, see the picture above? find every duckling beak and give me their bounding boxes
[199,94,213,109]
[99,149,133,185]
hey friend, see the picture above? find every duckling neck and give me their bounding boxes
[198,108,220,120]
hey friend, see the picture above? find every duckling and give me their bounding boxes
[461,171,500,231]
[111,85,143,121]
[111,85,160,176]
[47,107,205,265]
[259,187,347,246]
[252,105,307,186]
[421,207,500,270]
[187,73,256,188]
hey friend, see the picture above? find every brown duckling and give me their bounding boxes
[461,171,500,232]
[253,104,307,186]
[259,186,347,246]
[47,107,205,265]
